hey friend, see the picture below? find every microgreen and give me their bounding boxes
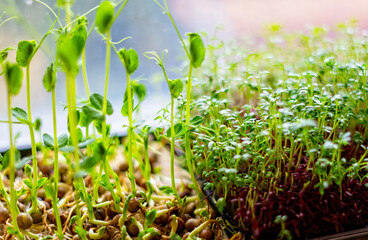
[2,1,367,239]
[145,50,183,199]
[153,0,206,200]
[118,47,140,197]
[3,61,24,239]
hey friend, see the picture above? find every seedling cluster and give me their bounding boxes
[0,0,218,239]
[189,23,368,238]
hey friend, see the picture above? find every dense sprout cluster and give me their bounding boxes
[188,23,368,238]
[0,0,224,239]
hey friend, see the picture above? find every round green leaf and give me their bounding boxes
[168,79,183,98]
[16,40,37,67]
[118,48,139,75]
[5,62,23,95]
[96,1,114,34]
[57,34,85,73]
[90,93,114,115]
[42,63,57,92]
[188,33,205,68]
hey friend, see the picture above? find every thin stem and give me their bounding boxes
[102,30,111,140]
[51,87,63,239]
[7,91,23,239]
[127,72,137,196]
[185,64,203,199]
[66,73,87,240]
[170,97,179,199]
[26,64,39,214]
[82,49,90,98]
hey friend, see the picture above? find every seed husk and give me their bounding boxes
[31,210,43,224]
[154,212,169,226]
[200,229,214,240]
[126,218,139,237]
[185,218,201,232]
[168,215,185,233]
[94,208,106,221]
[0,207,10,223]
[127,198,140,213]
[17,213,33,230]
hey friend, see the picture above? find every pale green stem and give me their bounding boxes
[102,31,111,140]
[26,64,39,213]
[51,87,63,239]
[8,91,23,239]
[185,64,203,199]
[127,72,137,196]
[170,97,179,199]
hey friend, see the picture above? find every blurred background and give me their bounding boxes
[0,0,367,150]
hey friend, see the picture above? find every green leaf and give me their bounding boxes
[78,138,95,148]
[43,133,54,148]
[44,184,54,199]
[168,79,183,98]
[216,197,226,213]
[74,16,88,42]
[58,134,69,147]
[79,111,93,127]
[59,146,75,153]
[190,116,203,126]
[90,93,113,115]
[0,48,12,63]
[24,164,32,177]
[132,82,146,102]
[92,142,106,159]
[34,118,42,131]
[82,105,105,121]
[3,149,20,169]
[188,33,205,68]
[4,62,23,95]
[80,156,99,170]
[159,186,173,195]
[119,48,139,75]
[167,122,186,137]
[96,1,114,34]
[200,209,210,220]
[16,156,32,170]
[57,33,85,73]
[145,209,157,229]
[16,40,37,67]
[37,177,48,189]
[42,63,57,92]
[12,107,32,125]
[23,179,33,189]
[121,101,129,117]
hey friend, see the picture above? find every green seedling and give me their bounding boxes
[117,47,140,197]
[3,61,24,239]
[42,62,63,239]
[153,0,206,200]
[145,50,184,199]
[137,208,159,239]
